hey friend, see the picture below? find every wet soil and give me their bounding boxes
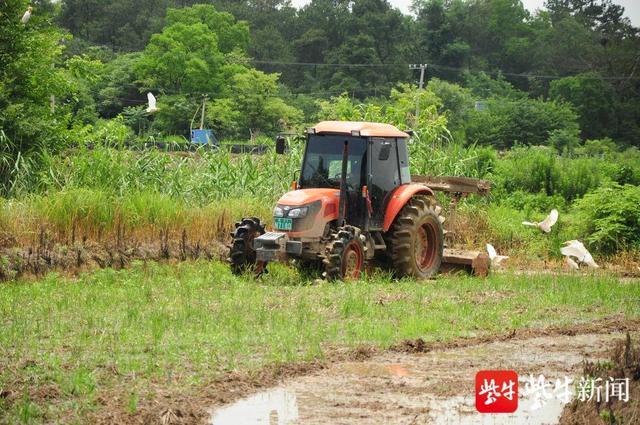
[86,318,639,425]
[208,330,639,425]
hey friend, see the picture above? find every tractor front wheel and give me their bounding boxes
[229,217,266,276]
[387,195,444,279]
[322,226,366,281]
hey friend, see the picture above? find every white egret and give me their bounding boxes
[560,240,599,269]
[523,209,559,233]
[21,6,33,24]
[486,243,509,267]
[146,92,159,114]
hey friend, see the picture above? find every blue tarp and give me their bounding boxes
[191,129,218,145]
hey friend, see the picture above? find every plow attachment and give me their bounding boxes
[413,175,492,276]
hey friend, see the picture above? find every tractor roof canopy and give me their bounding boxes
[312,121,409,138]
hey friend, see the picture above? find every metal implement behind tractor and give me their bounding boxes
[229,121,490,280]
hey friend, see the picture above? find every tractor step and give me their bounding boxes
[442,249,490,277]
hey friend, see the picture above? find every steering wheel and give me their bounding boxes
[331,173,354,189]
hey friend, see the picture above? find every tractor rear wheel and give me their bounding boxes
[387,195,444,279]
[229,217,266,276]
[322,226,366,281]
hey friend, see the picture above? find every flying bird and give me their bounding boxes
[21,6,33,24]
[146,92,159,114]
[560,240,599,269]
[523,209,559,233]
[486,243,509,267]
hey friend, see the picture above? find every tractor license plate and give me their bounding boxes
[274,218,293,231]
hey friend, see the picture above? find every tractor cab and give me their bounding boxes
[230,121,491,280]
[297,122,412,231]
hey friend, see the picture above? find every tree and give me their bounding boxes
[95,53,143,118]
[545,0,637,36]
[207,69,303,139]
[0,0,79,193]
[136,22,225,94]
[136,5,251,95]
[164,4,250,54]
[549,72,616,140]
[413,0,534,75]
[59,0,169,51]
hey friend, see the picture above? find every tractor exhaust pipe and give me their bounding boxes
[338,140,349,226]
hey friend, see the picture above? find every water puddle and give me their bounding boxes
[210,386,564,425]
[209,388,299,425]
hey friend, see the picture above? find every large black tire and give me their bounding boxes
[229,217,266,275]
[386,195,444,279]
[321,226,366,281]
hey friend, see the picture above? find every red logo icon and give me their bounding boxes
[475,370,519,413]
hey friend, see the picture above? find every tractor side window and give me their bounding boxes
[378,142,392,160]
[397,138,411,183]
[369,138,400,228]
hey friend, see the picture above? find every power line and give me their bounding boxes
[249,59,640,80]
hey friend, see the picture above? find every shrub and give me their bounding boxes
[496,146,559,196]
[572,184,640,254]
[501,191,567,215]
[88,117,134,147]
[465,97,579,149]
[547,128,580,153]
[495,147,607,201]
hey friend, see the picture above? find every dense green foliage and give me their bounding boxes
[573,184,640,253]
[3,0,640,145]
[50,0,640,142]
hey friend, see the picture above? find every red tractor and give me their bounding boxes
[229,121,490,280]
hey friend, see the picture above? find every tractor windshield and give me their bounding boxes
[300,135,367,190]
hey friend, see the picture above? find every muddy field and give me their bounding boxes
[209,329,639,425]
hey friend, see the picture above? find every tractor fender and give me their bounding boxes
[383,184,435,232]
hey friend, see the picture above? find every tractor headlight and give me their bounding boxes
[287,207,308,218]
[273,206,284,217]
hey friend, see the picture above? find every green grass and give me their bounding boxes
[0,261,638,423]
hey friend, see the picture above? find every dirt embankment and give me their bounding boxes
[0,229,228,281]
[559,333,640,425]
[1,232,639,282]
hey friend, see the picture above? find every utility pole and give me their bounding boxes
[200,95,208,130]
[409,63,428,123]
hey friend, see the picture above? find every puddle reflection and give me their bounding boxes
[210,389,299,425]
